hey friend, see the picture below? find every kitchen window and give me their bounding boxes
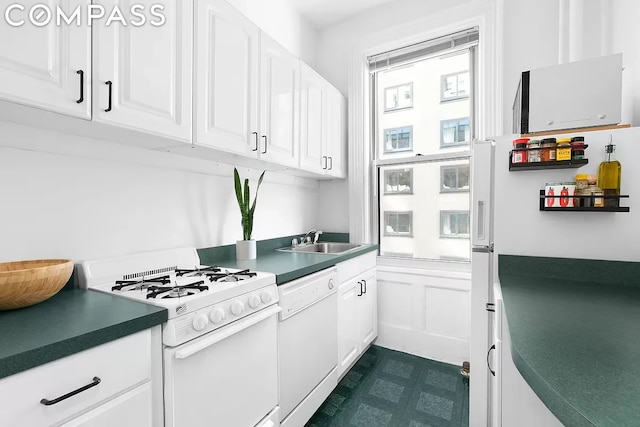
[441,71,469,101]
[384,211,413,236]
[384,126,413,152]
[441,165,470,192]
[384,168,413,193]
[384,83,413,112]
[440,210,470,238]
[370,28,477,262]
[441,118,470,147]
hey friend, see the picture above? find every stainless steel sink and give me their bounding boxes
[278,242,361,255]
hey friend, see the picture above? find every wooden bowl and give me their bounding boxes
[0,259,73,311]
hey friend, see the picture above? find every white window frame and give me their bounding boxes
[440,164,470,193]
[440,210,470,239]
[441,71,470,101]
[440,117,471,147]
[383,211,413,237]
[383,82,413,112]
[383,126,413,153]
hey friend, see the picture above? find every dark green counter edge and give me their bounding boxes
[498,254,640,427]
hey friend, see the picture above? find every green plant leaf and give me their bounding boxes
[233,168,244,213]
[233,169,266,241]
[250,171,266,215]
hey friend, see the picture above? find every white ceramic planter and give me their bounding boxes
[236,239,257,261]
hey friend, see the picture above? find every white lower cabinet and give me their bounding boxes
[337,252,377,378]
[493,286,562,427]
[0,329,161,427]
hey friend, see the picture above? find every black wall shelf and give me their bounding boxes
[539,190,630,212]
[509,153,588,171]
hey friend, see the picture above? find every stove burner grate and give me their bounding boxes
[113,275,172,291]
[146,280,208,299]
[205,269,257,283]
[175,266,222,277]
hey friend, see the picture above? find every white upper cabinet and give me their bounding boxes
[259,34,299,167]
[300,62,347,178]
[326,85,347,178]
[300,63,327,175]
[195,0,259,156]
[93,0,192,141]
[0,0,91,119]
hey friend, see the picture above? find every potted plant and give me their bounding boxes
[233,168,265,261]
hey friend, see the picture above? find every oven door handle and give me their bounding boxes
[175,305,281,360]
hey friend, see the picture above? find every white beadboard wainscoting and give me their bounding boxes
[376,263,471,366]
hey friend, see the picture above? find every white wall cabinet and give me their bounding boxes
[300,63,347,178]
[0,329,161,427]
[195,0,299,168]
[337,252,377,378]
[0,0,91,119]
[194,0,260,156]
[93,0,192,141]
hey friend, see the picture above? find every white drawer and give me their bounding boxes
[337,252,376,284]
[0,330,151,427]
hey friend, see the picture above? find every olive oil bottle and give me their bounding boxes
[597,137,622,207]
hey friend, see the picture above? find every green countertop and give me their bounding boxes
[498,255,640,427]
[0,289,167,380]
[198,233,378,284]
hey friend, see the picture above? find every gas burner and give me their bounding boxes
[146,280,208,299]
[206,269,257,283]
[175,266,222,277]
[113,275,172,291]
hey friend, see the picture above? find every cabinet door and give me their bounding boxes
[299,63,327,174]
[337,279,359,378]
[93,0,192,141]
[0,0,91,119]
[358,269,377,351]
[195,0,259,155]
[61,382,152,427]
[326,86,347,178]
[259,34,299,167]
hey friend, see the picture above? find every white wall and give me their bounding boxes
[226,0,318,67]
[0,123,319,262]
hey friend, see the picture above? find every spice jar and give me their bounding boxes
[540,138,557,162]
[527,139,541,162]
[582,175,604,208]
[512,138,529,164]
[575,174,589,207]
[556,138,572,161]
[571,136,586,160]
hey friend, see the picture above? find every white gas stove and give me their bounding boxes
[78,247,278,347]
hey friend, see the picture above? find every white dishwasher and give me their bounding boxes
[278,267,338,427]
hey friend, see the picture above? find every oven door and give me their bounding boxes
[163,305,280,427]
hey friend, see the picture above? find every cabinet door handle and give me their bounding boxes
[40,376,101,406]
[76,70,84,104]
[357,281,363,297]
[486,303,495,312]
[322,156,327,170]
[252,132,258,151]
[328,156,333,170]
[261,135,267,154]
[487,344,496,377]
[105,81,113,112]
[362,279,367,294]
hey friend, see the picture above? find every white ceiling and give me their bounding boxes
[287,0,396,29]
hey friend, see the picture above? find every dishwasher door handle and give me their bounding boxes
[175,305,281,359]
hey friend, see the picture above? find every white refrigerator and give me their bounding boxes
[468,126,640,426]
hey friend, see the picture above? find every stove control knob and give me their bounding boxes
[231,301,245,316]
[209,308,225,324]
[260,291,273,304]
[248,295,261,309]
[192,314,209,331]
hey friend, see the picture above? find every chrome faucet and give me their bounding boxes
[301,229,323,244]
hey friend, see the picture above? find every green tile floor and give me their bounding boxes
[307,345,469,427]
